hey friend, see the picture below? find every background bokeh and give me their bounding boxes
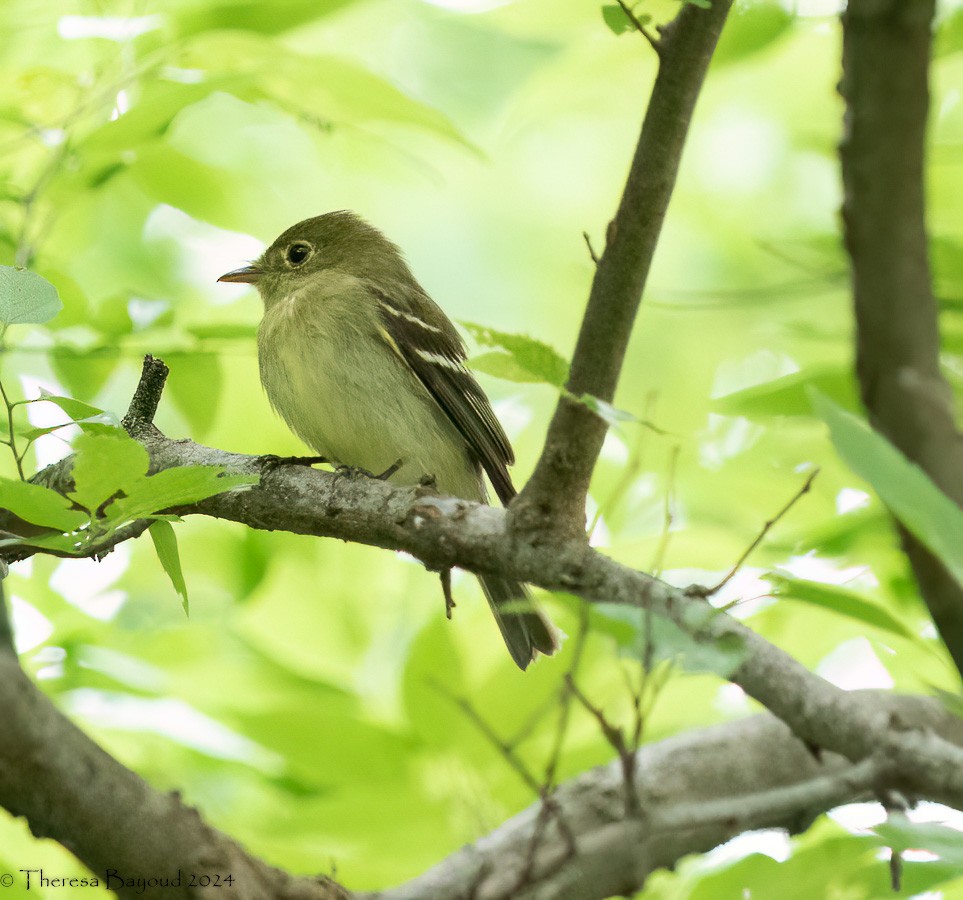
[2,0,963,895]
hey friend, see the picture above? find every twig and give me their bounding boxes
[583,232,600,266]
[440,568,455,619]
[122,354,170,431]
[565,674,640,816]
[697,468,819,597]
[650,443,680,578]
[543,602,591,791]
[428,679,542,795]
[615,0,662,54]
[0,378,25,480]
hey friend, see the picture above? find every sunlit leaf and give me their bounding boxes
[872,816,963,866]
[714,367,859,418]
[714,1,793,65]
[69,431,150,514]
[463,322,569,388]
[601,4,632,35]
[0,266,61,325]
[0,478,86,531]
[812,391,963,588]
[590,602,746,677]
[768,574,922,643]
[149,519,189,615]
[107,467,257,523]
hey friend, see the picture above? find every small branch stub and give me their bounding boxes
[122,354,170,432]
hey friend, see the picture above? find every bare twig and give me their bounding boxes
[583,232,600,266]
[122,354,170,431]
[650,443,680,578]
[428,679,542,795]
[440,568,455,619]
[565,674,640,817]
[697,468,819,597]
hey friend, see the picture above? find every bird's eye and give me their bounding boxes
[286,242,313,266]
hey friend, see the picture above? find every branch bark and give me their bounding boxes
[9,427,963,808]
[513,0,733,534]
[0,648,348,900]
[841,0,963,674]
[363,695,963,900]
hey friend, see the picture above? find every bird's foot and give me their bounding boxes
[335,459,403,481]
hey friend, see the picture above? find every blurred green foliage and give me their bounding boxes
[2,0,963,896]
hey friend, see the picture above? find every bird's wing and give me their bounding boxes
[370,283,517,504]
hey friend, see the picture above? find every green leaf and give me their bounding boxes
[931,687,963,720]
[69,432,150,513]
[0,266,62,325]
[186,322,258,341]
[172,0,359,38]
[936,6,963,57]
[768,574,921,643]
[601,4,632,35]
[590,602,747,677]
[872,816,963,866]
[811,391,963,588]
[165,353,222,438]
[36,390,116,423]
[149,520,189,615]
[108,467,257,523]
[713,366,858,418]
[0,478,87,531]
[462,322,569,388]
[714,1,793,66]
[49,347,121,401]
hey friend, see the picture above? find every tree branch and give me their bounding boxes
[841,0,963,675]
[9,428,963,800]
[362,696,963,900]
[514,0,733,534]
[0,649,349,900]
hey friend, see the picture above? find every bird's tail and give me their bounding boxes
[479,574,558,670]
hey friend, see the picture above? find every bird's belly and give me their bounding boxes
[258,316,481,499]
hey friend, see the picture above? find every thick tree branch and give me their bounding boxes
[9,429,963,801]
[364,696,963,900]
[0,649,348,900]
[1,606,960,900]
[514,0,733,534]
[841,0,963,674]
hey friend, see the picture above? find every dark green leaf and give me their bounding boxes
[149,520,189,615]
[0,266,61,325]
[0,478,87,531]
[812,391,963,588]
[601,4,631,35]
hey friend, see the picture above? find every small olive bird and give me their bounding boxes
[219,211,557,669]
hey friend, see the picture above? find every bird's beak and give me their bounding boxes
[217,264,263,284]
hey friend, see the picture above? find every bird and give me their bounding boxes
[218,211,557,669]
